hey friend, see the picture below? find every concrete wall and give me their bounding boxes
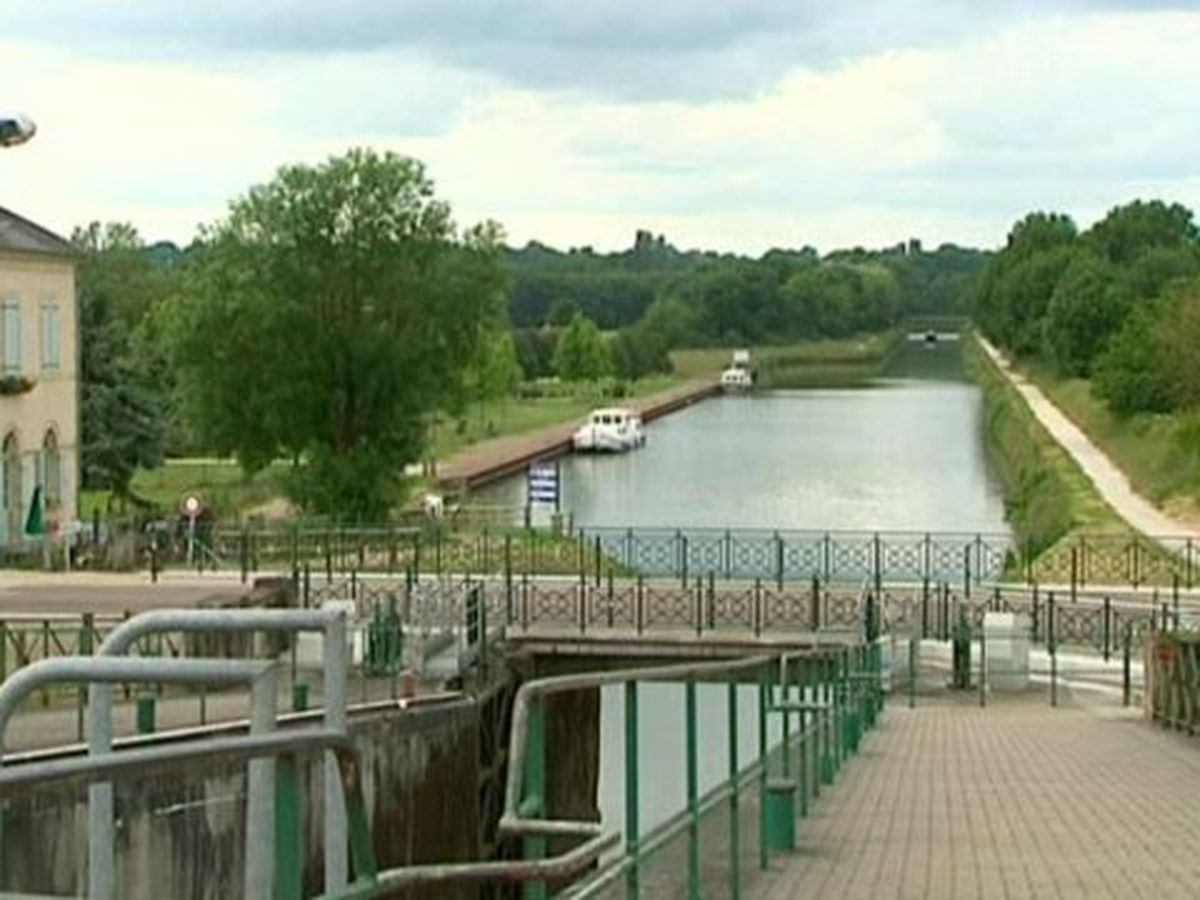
[1,699,483,899]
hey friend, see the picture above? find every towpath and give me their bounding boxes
[978,338,1197,541]
[436,378,718,491]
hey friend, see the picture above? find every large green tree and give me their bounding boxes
[74,223,173,503]
[166,149,507,520]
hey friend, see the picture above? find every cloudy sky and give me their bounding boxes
[2,1,1198,254]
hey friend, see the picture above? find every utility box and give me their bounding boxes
[983,611,1030,692]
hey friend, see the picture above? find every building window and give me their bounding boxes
[2,300,20,376]
[43,430,60,509]
[2,432,21,540]
[40,302,60,371]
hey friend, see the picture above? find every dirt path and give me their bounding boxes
[978,337,1197,541]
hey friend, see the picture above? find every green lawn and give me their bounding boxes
[82,459,290,521]
[430,375,681,459]
[1023,363,1200,526]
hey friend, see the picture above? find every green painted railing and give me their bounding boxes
[150,523,1200,593]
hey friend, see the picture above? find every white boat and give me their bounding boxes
[720,366,753,392]
[572,407,646,453]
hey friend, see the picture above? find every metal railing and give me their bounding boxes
[149,524,1200,593]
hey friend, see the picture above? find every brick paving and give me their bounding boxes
[754,694,1200,899]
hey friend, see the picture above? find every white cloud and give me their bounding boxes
[2,7,1200,253]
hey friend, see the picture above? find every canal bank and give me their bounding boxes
[437,378,720,493]
[965,332,1128,556]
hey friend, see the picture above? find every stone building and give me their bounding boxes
[0,206,78,546]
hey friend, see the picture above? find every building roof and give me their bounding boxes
[0,205,75,258]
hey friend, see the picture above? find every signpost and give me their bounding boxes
[525,460,560,527]
[182,494,203,566]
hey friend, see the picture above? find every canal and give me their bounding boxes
[475,338,1009,534]
[486,337,1011,862]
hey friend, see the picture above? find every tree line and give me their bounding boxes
[76,148,986,520]
[975,200,1200,415]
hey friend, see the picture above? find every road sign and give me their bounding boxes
[527,460,560,507]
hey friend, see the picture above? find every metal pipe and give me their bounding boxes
[245,668,278,900]
[87,608,349,899]
[0,729,351,793]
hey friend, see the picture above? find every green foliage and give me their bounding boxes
[553,313,612,381]
[1042,250,1129,376]
[73,222,174,500]
[1093,306,1175,415]
[166,148,507,521]
[976,199,1200,417]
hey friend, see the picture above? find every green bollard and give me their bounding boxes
[136,692,156,735]
[765,779,797,851]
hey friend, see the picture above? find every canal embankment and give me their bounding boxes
[436,378,720,492]
[966,332,1126,555]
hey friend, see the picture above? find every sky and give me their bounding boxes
[2,1,1199,255]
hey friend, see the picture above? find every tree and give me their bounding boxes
[1041,250,1129,376]
[73,223,173,502]
[1087,200,1198,266]
[1093,306,1175,415]
[553,314,611,381]
[166,149,507,520]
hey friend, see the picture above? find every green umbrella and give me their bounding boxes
[24,484,44,537]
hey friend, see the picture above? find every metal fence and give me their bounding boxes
[148,525,1200,593]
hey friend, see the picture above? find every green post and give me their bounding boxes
[1048,593,1058,708]
[136,692,156,734]
[523,696,547,900]
[685,679,700,900]
[798,661,808,817]
[275,754,303,900]
[625,681,640,899]
[781,661,791,778]
[727,681,741,900]
[908,638,917,709]
[758,666,769,870]
[979,619,987,708]
[820,653,835,785]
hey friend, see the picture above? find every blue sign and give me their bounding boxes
[527,460,560,506]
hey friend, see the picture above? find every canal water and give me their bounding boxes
[474,339,1008,534]
[483,338,1010,857]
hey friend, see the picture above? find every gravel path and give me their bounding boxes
[978,338,1197,542]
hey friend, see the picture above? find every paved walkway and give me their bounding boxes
[978,338,1196,541]
[754,695,1200,899]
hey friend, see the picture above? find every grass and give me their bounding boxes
[81,460,291,522]
[964,333,1129,556]
[670,331,901,386]
[1022,363,1200,527]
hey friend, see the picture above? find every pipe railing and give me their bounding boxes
[87,609,349,900]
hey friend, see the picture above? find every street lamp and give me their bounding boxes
[0,113,36,147]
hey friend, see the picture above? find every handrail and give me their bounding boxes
[88,608,350,899]
[500,654,775,835]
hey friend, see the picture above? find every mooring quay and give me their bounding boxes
[0,528,1198,898]
[435,378,719,492]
